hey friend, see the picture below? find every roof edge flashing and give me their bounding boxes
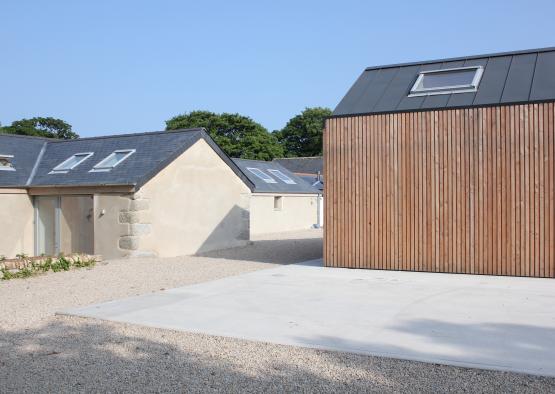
[364,46,555,72]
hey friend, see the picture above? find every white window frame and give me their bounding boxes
[268,169,296,185]
[408,66,484,97]
[247,167,277,183]
[0,154,15,171]
[89,149,136,173]
[49,152,94,174]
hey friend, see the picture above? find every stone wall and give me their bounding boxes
[117,192,156,257]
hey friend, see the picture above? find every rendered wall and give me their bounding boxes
[250,193,318,236]
[137,139,251,257]
[0,190,34,258]
[60,195,94,255]
[93,194,134,259]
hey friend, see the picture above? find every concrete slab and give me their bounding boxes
[61,260,555,377]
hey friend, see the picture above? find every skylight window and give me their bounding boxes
[90,149,135,172]
[49,152,93,174]
[268,169,297,185]
[409,66,483,96]
[247,167,277,183]
[0,154,15,171]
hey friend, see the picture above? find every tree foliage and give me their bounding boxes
[165,111,283,160]
[274,107,332,157]
[0,117,78,139]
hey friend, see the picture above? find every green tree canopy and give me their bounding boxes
[274,107,332,157]
[166,111,283,160]
[0,117,78,139]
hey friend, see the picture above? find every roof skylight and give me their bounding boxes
[49,152,93,174]
[409,66,484,96]
[268,169,296,184]
[90,149,135,173]
[247,167,277,183]
[0,154,15,171]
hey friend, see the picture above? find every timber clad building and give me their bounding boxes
[324,47,555,277]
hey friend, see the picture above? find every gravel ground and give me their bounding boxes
[1,229,554,393]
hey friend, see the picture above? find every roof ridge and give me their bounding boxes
[232,158,271,163]
[0,133,54,141]
[364,46,555,71]
[274,156,323,160]
[46,128,205,143]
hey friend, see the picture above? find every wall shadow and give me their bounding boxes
[198,237,323,265]
[196,204,323,265]
[194,204,251,255]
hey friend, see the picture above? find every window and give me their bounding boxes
[274,196,283,210]
[409,66,483,96]
[268,169,296,185]
[0,154,15,171]
[90,149,135,172]
[247,167,277,183]
[49,152,93,174]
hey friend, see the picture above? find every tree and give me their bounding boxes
[0,117,78,139]
[274,107,332,157]
[166,111,283,160]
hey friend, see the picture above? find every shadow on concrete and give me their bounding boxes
[294,319,555,380]
[0,318,391,392]
[197,236,323,265]
[2,318,554,392]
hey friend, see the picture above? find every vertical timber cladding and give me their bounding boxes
[323,103,555,278]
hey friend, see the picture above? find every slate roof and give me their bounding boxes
[0,134,49,187]
[333,47,555,117]
[273,157,323,175]
[232,159,320,194]
[0,129,253,190]
[299,175,324,192]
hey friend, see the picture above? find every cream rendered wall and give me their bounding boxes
[60,195,94,255]
[249,193,318,236]
[138,139,251,257]
[0,189,34,258]
[93,194,133,259]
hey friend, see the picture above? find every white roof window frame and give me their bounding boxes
[246,167,277,184]
[49,152,94,174]
[408,66,484,97]
[267,169,297,185]
[89,149,136,173]
[0,154,16,171]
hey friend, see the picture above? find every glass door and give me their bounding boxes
[35,196,60,256]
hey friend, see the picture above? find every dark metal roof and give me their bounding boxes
[273,157,323,175]
[0,129,254,191]
[233,159,319,194]
[333,47,555,117]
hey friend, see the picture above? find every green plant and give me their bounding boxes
[1,268,13,280]
[0,255,96,281]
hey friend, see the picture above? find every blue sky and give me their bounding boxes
[1,0,554,137]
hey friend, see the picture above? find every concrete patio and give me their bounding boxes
[62,259,555,377]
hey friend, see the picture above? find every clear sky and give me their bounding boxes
[1,0,554,137]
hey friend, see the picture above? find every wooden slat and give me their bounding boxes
[323,103,555,278]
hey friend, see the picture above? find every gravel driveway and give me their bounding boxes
[1,229,554,393]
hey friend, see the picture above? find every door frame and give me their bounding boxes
[34,195,61,256]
